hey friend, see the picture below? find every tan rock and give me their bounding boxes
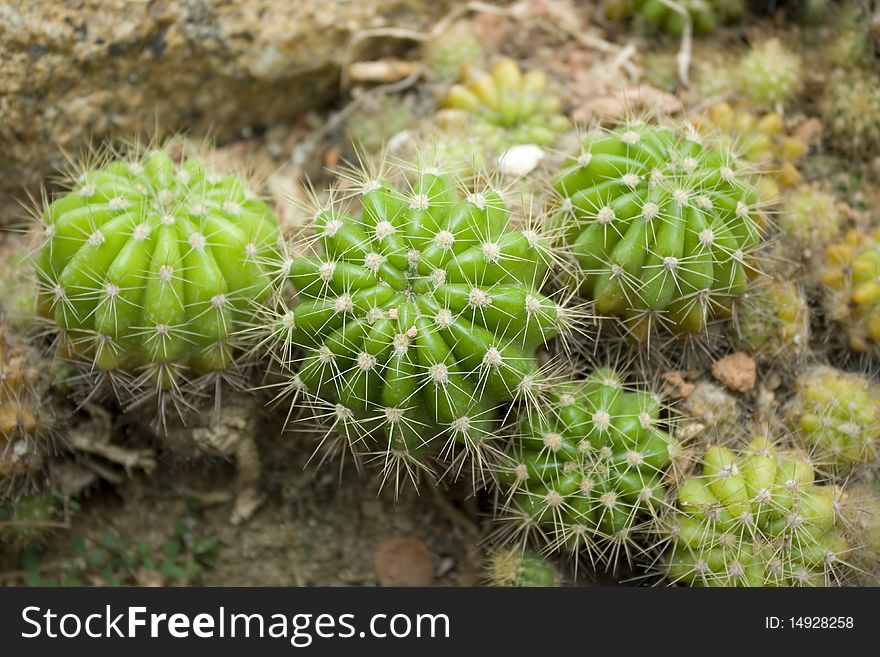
[711,352,757,393]
[374,536,434,586]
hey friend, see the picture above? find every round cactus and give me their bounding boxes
[738,39,803,107]
[0,493,65,552]
[606,0,745,35]
[692,103,808,203]
[439,59,569,151]
[270,164,577,489]
[779,186,842,256]
[551,120,762,342]
[735,279,810,362]
[820,227,880,355]
[1,326,52,497]
[787,366,879,470]
[497,368,681,569]
[820,72,880,157]
[486,547,560,586]
[34,146,282,398]
[423,20,485,83]
[347,94,417,154]
[664,437,852,587]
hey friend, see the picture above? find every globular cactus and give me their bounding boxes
[820,72,880,157]
[735,279,810,362]
[779,186,842,257]
[1,326,52,497]
[439,59,569,152]
[552,120,762,342]
[787,366,879,470]
[423,21,485,83]
[839,483,880,584]
[692,103,808,203]
[497,368,681,569]
[605,0,745,35]
[269,163,579,490]
[486,547,560,586]
[820,227,880,355]
[663,437,852,586]
[347,94,417,154]
[33,145,281,407]
[738,39,804,108]
[0,493,66,552]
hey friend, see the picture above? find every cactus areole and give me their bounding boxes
[36,149,281,387]
[282,169,565,455]
[553,122,761,340]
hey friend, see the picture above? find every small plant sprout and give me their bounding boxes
[266,160,587,494]
[551,118,763,345]
[33,142,282,426]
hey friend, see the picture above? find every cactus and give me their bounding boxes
[663,437,852,586]
[269,163,579,490]
[439,59,569,152]
[486,547,560,586]
[692,103,808,203]
[787,366,879,470]
[551,120,762,343]
[738,39,803,108]
[0,493,66,552]
[735,279,810,362]
[33,145,282,409]
[423,21,485,83]
[347,94,417,154]
[839,483,880,584]
[605,0,745,35]
[779,186,842,256]
[1,325,52,497]
[820,227,880,355]
[497,368,681,569]
[820,72,880,157]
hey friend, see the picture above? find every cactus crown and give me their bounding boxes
[440,58,569,150]
[664,438,851,587]
[34,145,281,399]
[552,120,762,342]
[739,39,803,107]
[497,368,679,570]
[735,279,810,362]
[269,162,579,490]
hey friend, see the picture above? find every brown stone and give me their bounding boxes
[711,352,757,393]
[374,537,434,586]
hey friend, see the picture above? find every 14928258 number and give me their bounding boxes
[790,617,854,629]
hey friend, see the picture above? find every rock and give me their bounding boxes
[374,537,434,586]
[711,352,757,393]
[0,0,452,225]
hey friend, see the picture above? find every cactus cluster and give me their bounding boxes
[664,437,851,586]
[605,0,745,35]
[268,164,575,488]
[1,326,51,496]
[423,21,485,83]
[34,146,281,407]
[552,120,762,342]
[692,103,807,202]
[486,547,560,586]
[498,368,680,568]
[787,366,879,470]
[439,59,569,152]
[820,227,880,355]
[738,39,803,108]
[735,279,810,362]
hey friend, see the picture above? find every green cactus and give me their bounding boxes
[738,39,804,107]
[820,71,880,157]
[0,493,66,552]
[269,164,578,490]
[821,227,880,356]
[605,0,745,35]
[34,146,281,397]
[497,368,681,569]
[664,437,852,586]
[486,547,560,586]
[779,186,842,255]
[552,120,762,343]
[347,94,417,154]
[439,59,569,152]
[787,366,880,470]
[423,21,485,83]
[735,279,810,362]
